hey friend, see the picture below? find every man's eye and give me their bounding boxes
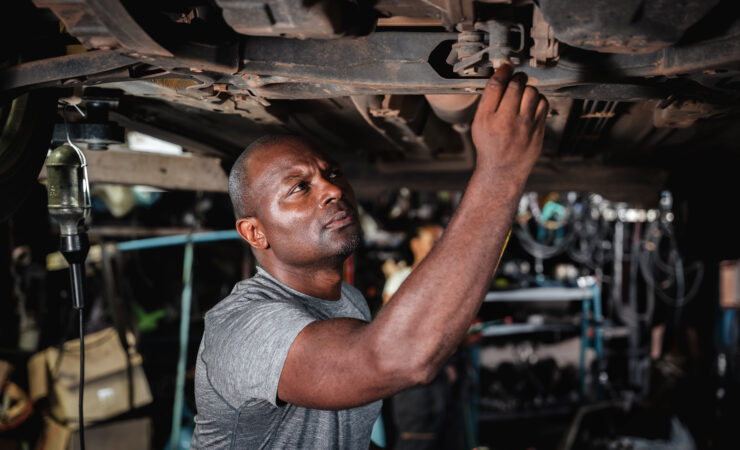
[328,169,342,179]
[292,181,309,194]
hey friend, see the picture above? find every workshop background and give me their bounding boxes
[3,0,740,449]
[2,137,740,449]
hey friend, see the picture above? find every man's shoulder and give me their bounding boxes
[204,271,300,324]
[341,282,372,321]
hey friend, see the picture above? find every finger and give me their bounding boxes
[476,62,514,115]
[521,85,540,118]
[499,72,528,114]
[534,94,550,125]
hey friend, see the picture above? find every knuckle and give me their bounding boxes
[494,63,514,77]
[487,77,505,89]
[508,79,524,91]
[488,73,504,84]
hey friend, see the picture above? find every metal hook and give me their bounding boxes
[60,104,92,216]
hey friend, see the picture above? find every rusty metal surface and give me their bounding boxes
[530,6,559,68]
[238,32,465,96]
[12,2,740,103]
[2,0,738,203]
[33,0,118,50]
[236,30,740,99]
[102,79,284,125]
[215,0,375,39]
[374,0,476,30]
[0,50,136,93]
[653,98,734,128]
[11,0,737,102]
[537,0,720,54]
[34,0,172,57]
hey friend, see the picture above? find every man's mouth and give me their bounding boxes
[325,210,355,229]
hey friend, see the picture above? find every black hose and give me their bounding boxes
[514,222,575,259]
[638,223,704,307]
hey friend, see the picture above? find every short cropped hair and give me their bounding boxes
[228,134,304,219]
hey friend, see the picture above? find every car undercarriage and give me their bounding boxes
[3,0,740,212]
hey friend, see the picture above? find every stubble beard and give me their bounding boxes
[318,225,362,264]
[338,231,362,259]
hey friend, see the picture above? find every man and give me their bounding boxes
[192,63,548,449]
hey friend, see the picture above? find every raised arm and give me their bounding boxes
[278,63,548,409]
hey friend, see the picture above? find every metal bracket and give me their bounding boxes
[448,21,526,77]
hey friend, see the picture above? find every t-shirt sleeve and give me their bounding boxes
[201,298,317,408]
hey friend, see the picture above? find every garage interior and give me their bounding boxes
[2,0,740,449]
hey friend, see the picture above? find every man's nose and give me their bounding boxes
[317,176,343,207]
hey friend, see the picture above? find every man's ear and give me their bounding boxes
[236,217,269,250]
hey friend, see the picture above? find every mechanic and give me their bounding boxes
[192,62,548,449]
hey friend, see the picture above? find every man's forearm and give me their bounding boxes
[370,174,526,381]
[366,64,548,387]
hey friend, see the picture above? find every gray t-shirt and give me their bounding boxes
[192,267,382,449]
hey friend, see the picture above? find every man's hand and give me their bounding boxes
[471,63,548,183]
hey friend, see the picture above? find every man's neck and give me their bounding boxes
[260,259,344,301]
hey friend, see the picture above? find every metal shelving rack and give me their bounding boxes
[479,282,604,394]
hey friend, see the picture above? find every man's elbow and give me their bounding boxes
[374,345,439,389]
[408,359,438,386]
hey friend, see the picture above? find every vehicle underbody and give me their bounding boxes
[2,0,740,207]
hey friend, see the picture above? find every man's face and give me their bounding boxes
[248,139,361,267]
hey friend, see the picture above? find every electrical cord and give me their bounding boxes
[566,220,612,271]
[514,193,576,260]
[638,222,703,307]
[78,306,85,450]
[568,195,609,259]
[67,261,87,450]
[514,221,576,259]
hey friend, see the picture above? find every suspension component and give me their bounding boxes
[530,6,559,68]
[446,21,526,77]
